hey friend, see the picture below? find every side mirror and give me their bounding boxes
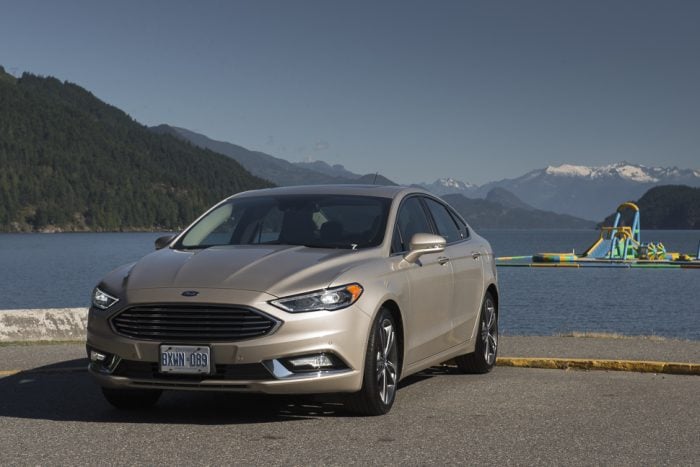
[404,233,446,264]
[155,234,175,250]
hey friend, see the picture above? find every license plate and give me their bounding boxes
[159,345,211,374]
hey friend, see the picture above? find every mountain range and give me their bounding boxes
[1,64,697,232]
[158,124,699,225]
[418,178,477,196]
[444,190,595,230]
[150,126,596,228]
[420,163,700,221]
[152,125,396,186]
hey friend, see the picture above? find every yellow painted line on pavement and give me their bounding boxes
[497,357,700,375]
[0,369,20,377]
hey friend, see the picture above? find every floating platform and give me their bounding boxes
[497,257,700,269]
[497,202,700,269]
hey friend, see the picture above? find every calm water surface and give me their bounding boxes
[484,230,700,340]
[1,230,698,339]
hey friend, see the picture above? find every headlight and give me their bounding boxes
[270,283,363,313]
[92,287,119,310]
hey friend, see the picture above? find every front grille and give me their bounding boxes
[113,360,273,381]
[111,305,280,341]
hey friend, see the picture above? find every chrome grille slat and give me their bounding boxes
[123,309,258,315]
[115,324,272,332]
[114,318,269,326]
[111,305,279,341]
[119,313,260,323]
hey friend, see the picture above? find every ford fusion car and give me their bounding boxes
[87,185,499,415]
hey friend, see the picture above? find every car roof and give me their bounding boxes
[232,184,431,200]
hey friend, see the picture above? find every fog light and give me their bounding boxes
[265,353,349,378]
[90,350,107,362]
[282,353,345,372]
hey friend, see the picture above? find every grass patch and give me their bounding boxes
[556,332,669,341]
[501,332,697,342]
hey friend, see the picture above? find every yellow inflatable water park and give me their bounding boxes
[497,202,700,269]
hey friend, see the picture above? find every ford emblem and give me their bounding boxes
[181,290,199,297]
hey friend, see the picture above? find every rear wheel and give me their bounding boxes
[101,387,162,409]
[346,308,399,416]
[455,292,498,374]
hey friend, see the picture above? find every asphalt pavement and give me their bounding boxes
[0,340,697,465]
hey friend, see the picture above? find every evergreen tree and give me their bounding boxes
[0,66,273,232]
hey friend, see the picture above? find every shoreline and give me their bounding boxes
[1,308,698,343]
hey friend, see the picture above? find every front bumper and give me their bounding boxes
[86,288,371,394]
[89,365,363,394]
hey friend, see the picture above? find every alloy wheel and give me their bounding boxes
[481,298,498,366]
[376,318,398,406]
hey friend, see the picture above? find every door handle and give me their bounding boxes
[472,252,481,260]
[437,256,450,265]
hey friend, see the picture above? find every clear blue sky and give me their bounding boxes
[1,0,698,184]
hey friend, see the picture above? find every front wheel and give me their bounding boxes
[346,308,400,416]
[455,292,498,374]
[101,387,162,409]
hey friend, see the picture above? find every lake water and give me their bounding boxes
[1,230,698,339]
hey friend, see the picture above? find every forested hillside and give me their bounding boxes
[443,191,596,229]
[0,66,271,232]
[601,185,700,229]
[153,124,396,187]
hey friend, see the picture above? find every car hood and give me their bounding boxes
[123,245,377,297]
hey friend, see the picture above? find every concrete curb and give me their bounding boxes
[496,357,700,376]
[0,308,88,342]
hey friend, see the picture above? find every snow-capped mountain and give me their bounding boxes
[419,178,478,196]
[477,162,700,221]
[543,162,699,184]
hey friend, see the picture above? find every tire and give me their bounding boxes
[101,387,162,409]
[455,292,498,374]
[346,308,400,416]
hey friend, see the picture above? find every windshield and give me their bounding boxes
[177,194,392,250]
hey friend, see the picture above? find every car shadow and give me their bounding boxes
[0,359,458,425]
[397,364,462,389]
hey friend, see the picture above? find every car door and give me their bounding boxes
[393,196,455,365]
[423,198,484,345]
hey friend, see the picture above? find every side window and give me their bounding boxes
[424,198,462,243]
[395,197,433,252]
[448,207,470,239]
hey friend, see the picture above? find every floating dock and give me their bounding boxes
[497,202,700,269]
